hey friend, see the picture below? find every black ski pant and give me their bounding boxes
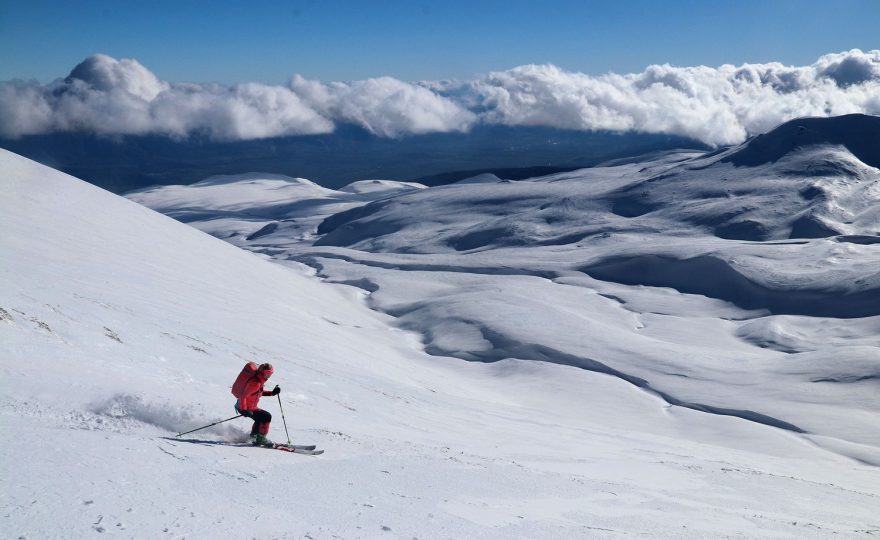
[241,408,272,435]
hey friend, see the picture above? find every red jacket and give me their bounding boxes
[237,372,273,412]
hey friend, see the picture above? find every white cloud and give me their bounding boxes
[290,75,476,137]
[148,83,334,140]
[0,55,335,140]
[457,49,880,146]
[0,80,55,137]
[1,50,878,145]
[66,54,168,100]
[815,49,880,87]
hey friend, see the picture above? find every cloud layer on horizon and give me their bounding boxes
[1,50,878,146]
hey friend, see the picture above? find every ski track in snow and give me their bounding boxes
[4,117,880,538]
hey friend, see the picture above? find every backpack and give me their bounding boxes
[231,362,259,398]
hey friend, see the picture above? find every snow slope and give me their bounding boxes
[127,174,425,252]
[3,114,880,539]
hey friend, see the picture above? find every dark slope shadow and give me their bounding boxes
[581,254,880,318]
[835,235,880,245]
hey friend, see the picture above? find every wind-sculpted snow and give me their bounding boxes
[736,316,880,354]
[581,254,880,318]
[268,251,880,475]
[384,295,809,433]
[3,50,879,145]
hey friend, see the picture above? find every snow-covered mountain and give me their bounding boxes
[128,174,425,250]
[314,114,880,249]
[128,113,880,452]
[2,113,880,538]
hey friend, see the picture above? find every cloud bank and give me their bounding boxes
[1,50,878,145]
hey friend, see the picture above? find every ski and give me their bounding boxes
[271,443,323,455]
[168,437,320,453]
[283,443,317,451]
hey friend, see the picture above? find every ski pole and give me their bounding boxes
[277,394,291,445]
[175,415,242,438]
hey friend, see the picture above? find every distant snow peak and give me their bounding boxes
[338,179,427,195]
[722,113,880,170]
[455,173,503,185]
[193,172,318,187]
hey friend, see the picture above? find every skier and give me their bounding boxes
[233,362,280,446]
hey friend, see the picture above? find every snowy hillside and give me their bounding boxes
[129,114,880,453]
[2,109,880,538]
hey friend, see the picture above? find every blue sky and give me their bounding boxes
[1,0,878,83]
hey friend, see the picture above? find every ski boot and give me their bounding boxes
[250,433,273,447]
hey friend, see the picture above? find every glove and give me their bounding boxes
[271,385,281,396]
